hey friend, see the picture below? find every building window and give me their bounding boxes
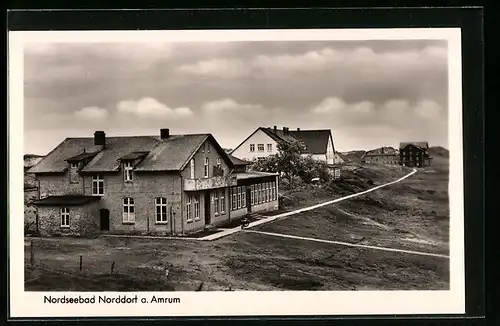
[250,144,255,152]
[237,187,242,209]
[251,185,255,205]
[257,184,262,204]
[70,162,79,168]
[123,197,135,223]
[190,159,195,179]
[214,192,219,215]
[232,187,237,210]
[92,175,104,196]
[186,196,193,222]
[155,197,168,223]
[204,157,209,178]
[220,190,225,214]
[124,161,133,182]
[272,182,276,201]
[258,144,264,152]
[216,157,221,168]
[207,143,211,153]
[241,186,246,207]
[194,197,200,220]
[265,183,269,202]
[60,208,70,227]
[267,144,272,152]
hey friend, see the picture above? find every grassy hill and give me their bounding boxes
[339,150,366,163]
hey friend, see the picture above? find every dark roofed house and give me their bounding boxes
[28,129,279,237]
[230,126,343,165]
[399,142,432,167]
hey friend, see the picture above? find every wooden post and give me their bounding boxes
[110,261,115,274]
[30,240,34,267]
[79,255,83,272]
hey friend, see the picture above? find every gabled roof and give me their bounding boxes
[28,133,234,174]
[228,154,249,166]
[289,129,333,154]
[231,127,335,155]
[118,151,150,161]
[399,142,429,150]
[65,151,99,162]
[135,134,211,171]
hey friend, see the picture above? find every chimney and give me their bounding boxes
[297,128,300,131]
[160,128,170,140]
[283,127,288,134]
[273,126,277,133]
[94,131,106,146]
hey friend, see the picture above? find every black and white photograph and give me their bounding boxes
[9,28,465,317]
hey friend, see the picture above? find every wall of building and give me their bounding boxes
[231,129,278,161]
[24,189,38,232]
[181,137,232,180]
[38,201,100,237]
[82,171,183,235]
[326,136,336,164]
[38,172,85,198]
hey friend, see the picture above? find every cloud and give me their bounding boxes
[312,96,445,128]
[177,59,251,78]
[311,97,374,115]
[74,106,109,120]
[178,45,447,79]
[116,97,193,117]
[201,98,263,113]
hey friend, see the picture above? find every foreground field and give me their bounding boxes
[25,163,449,291]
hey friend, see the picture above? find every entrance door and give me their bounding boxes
[204,191,211,225]
[246,187,252,213]
[99,209,110,231]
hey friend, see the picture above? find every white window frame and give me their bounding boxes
[190,159,195,179]
[92,174,104,196]
[220,190,225,214]
[204,157,209,178]
[258,144,264,152]
[250,144,255,152]
[194,196,200,220]
[186,196,193,222]
[124,161,133,182]
[70,162,79,168]
[237,187,242,209]
[214,191,219,215]
[216,157,221,168]
[155,197,168,223]
[122,197,135,223]
[267,144,272,152]
[60,208,70,227]
[232,187,237,211]
[241,186,246,207]
[251,185,255,205]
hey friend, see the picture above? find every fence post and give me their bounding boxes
[79,255,83,272]
[111,261,115,274]
[30,240,34,267]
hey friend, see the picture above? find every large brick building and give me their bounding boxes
[28,129,278,237]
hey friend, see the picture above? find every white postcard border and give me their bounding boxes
[9,28,464,317]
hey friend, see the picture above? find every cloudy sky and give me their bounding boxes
[24,39,448,155]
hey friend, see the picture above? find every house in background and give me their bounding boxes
[399,142,433,167]
[27,129,278,237]
[361,147,399,165]
[231,126,344,165]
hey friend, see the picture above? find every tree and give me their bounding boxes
[249,140,329,187]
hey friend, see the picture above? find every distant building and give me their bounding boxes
[399,142,432,167]
[361,147,399,165]
[231,126,344,165]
